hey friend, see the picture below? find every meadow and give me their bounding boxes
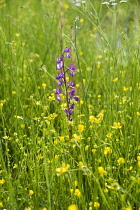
[0,0,140,209]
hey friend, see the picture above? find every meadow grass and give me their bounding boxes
[0,0,140,209]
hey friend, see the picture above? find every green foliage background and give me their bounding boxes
[0,0,140,209]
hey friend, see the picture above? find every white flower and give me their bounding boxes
[70,0,86,6]
[120,0,127,2]
[102,2,109,5]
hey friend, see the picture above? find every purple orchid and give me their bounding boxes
[69,88,76,98]
[69,81,76,87]
[55,47,79,123]
[67,63,76,71]
[56,95,61,101]
[55,88,62,95]
[63,47,71,58]
[64,47,70,52]
[73,96,79,101]
[56,55,64,70]
[64,109,73,116]
[56,72,65,79]
[58,80,63,86]
[70,71,75,77]
[69,103,75,109]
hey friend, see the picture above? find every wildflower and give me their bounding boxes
[94,202,100,208]
[97,110,104,118]
[70,189,74,193]
[69,88,76,98]
[56,56,64,70]
[137,156,140,161]
[104,147,112,155]
[73,96,79,101]
[55,47,79,122]
[0,202,3,207]
[29,190,34,196]
[66,76,69,82]
[68,204,78,210]
[136,112,140,116]
[137,156,140,166]
[106,133,113,138]
[54,155,59,160]
[104,188,108,193]
[75,189,81,197]
[96,62,101,68]
[16,33,20,37]
[70,0,86,7]
[92,149,96,153]
[73,181,78,186]
[118,157,125,164]
[63,3,69,8]
[98,166,105,175]
[0,178,5,185]
[36,101,41,105]
[42,83,46,88]
[59,136,65,142]
[56,163,70,176]
[78,161,84,167]
[102,2,109,5]
[89,116,96,122]
[113,77,118,82]
[3,136,9,140]
[73,134,81,142]
[13,164,18,168]
[90,34,96,38]
[34,53,40,57]
[123,86,129,91]
[125,208,132,210]
[137,177,140,183]
[80,18,84,22]
[67,63,76,71]
[20,42,25,47]
[64,47,71,58]
[85,145,89,150]
[111,122,122,129]
[54,140,58,145]
[55,88,63,101]
[24,207,32,210]
[78,124,84,133]
[12,91,17,94]
[0,103,3,108]
[98,55,102,59]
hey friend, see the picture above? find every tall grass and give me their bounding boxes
[0,0,140,209]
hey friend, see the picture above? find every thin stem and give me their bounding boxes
[62,64,73,139]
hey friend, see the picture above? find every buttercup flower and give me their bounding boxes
[68,204,78,210]
[98,166,105,175]
[56,163,70,176]
[118,157,125,164]
[29,190,34,196]
[78,124,84,133]
[94,202,100,208]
